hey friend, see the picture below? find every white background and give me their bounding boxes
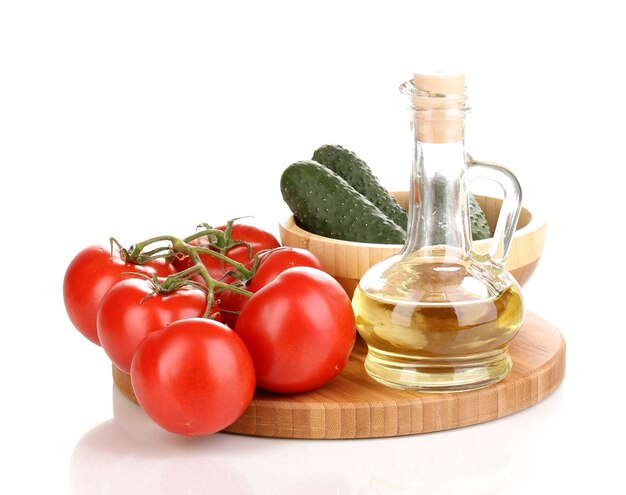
[1,1,624,493]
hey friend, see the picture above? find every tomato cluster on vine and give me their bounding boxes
[63,220,356,436]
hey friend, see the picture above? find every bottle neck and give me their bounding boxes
[402,138,472,257]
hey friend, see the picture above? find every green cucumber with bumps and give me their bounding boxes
[280,160,406,244]
[313,143,492,241]
[312,144,408,228]
[468,194,492,241]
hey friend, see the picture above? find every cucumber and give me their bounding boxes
[313,143,492,241]
[280,160,406,244]
[468,194,492,241]
[312,144,408,228]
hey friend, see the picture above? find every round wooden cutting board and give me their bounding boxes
[113,311,565,439]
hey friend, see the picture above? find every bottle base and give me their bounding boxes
[364,346,512,393]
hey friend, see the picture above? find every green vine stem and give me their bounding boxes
[182,228,252,260]
[183,228,225,245]
[118,233,255,319]
[192,246,253,280]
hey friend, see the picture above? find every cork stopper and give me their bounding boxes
[412,72,465,94]
[409,72,467,143]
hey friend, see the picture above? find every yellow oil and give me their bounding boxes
[352,256,524,392]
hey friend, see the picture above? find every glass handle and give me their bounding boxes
[467,159,523,268]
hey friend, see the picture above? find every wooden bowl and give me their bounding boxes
[279,192,547,297]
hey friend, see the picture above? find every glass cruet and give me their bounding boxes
[352,72,525,392]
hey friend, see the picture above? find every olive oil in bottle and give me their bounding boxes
[353,253,524,391]
[352,72,525,392]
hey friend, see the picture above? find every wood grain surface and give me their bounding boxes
[113,312,566,439]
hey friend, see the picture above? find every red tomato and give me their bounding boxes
[172,224,280,281]
[63,245,177,345]
[245,247,324,292]
[235,267,355,393]
[218,247,324,328]
[130,318,256,436]
[97,278,219,373]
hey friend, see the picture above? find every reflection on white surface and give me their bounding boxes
[69,384,565,494]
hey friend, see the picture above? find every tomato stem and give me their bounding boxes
[129,235,179,259]
[193,246,254,280]
[123,233,255,319]
[183,228,225,245]
[182,247,252,318]
[183,228,253,264]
